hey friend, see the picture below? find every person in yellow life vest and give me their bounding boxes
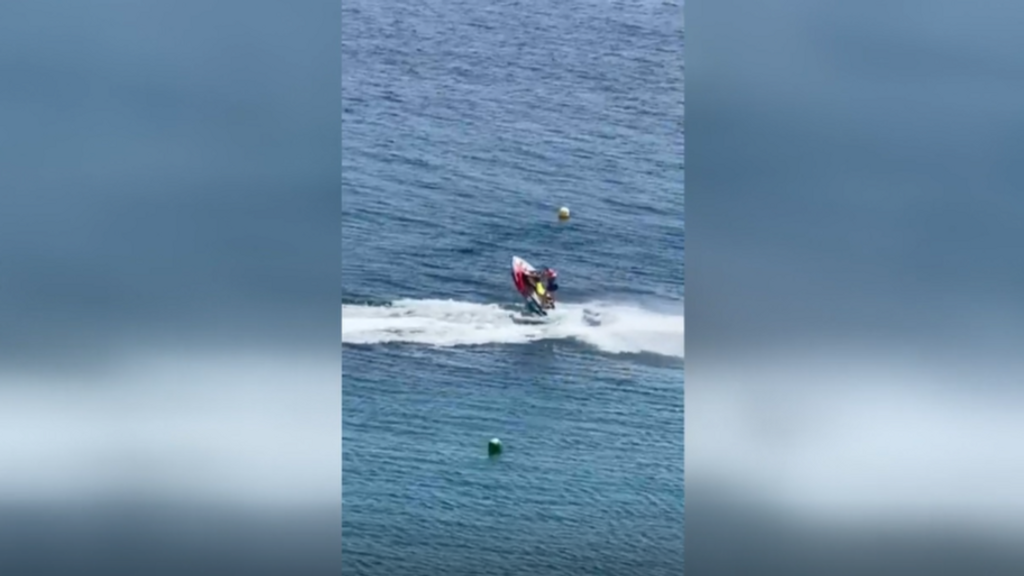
[523,267,559,308]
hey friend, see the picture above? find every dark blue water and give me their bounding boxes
[342,0,684,574]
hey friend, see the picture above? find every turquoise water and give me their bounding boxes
[342,0,684,573]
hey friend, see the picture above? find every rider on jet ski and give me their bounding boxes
[524,267,559,307]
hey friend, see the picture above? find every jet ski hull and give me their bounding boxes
[510,313,552,325]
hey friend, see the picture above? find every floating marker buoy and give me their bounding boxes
[488,438,503,456]
[558,206,570,221]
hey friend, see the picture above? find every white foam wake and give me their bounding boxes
[341,298,684,358]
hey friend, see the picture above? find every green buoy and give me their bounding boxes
[488,438,503,456]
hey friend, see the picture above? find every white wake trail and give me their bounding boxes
[341,299,684,358]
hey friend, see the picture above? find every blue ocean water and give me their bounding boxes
[342,0,684,574]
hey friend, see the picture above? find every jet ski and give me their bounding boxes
[510,256,557,324]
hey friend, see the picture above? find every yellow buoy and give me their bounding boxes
[558,206,570,221]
